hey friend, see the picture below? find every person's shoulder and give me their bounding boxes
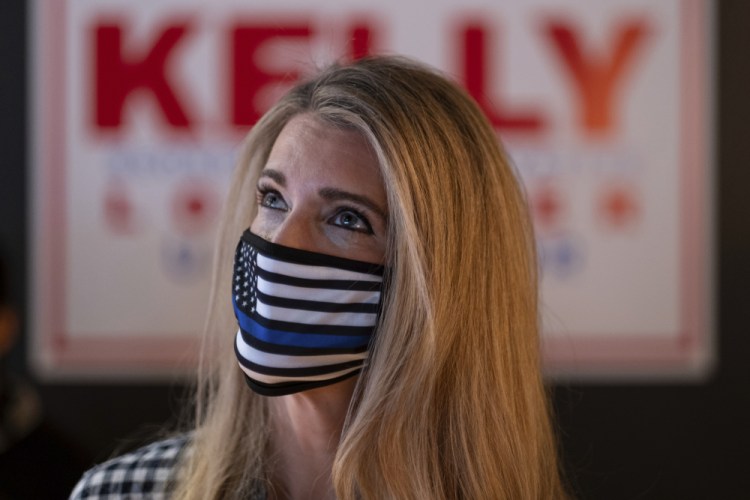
[69,434,190,500]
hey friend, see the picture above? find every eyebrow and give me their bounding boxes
[318,187,388,221]
[259,169,387,221]
[258,168,286,185]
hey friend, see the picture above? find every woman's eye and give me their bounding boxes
[259,190,287,211]
[330,209,372,233]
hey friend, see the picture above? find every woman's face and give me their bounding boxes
[250,113,388,265]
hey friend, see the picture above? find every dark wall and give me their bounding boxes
[1,1,748,499]
[553,3,750,498]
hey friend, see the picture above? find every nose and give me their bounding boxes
[264,210,317,252]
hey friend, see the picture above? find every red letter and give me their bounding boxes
[545,20,649,133]
[349,22,374,60]
[460,23,545,133]
[232,25,312,126]
[94,22,193,129]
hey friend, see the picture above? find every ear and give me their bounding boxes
[0,306,18,356]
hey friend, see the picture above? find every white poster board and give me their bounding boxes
[31,0,712,379]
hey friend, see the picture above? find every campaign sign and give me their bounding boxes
[31,0,712,379]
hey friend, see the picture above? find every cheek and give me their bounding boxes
[372,243,388,266]
[249,209,287,240]
[249,213,269,237]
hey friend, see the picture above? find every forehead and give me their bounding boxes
[264,113,385,198]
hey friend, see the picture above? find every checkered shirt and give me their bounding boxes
[69,435,188,500]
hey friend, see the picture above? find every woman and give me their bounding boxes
[72,56,568,499]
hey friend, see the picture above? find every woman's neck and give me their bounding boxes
[267,377,357,500]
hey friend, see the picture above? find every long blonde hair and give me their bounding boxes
[175,56,567,499]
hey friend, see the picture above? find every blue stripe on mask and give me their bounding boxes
[234,306,372,349]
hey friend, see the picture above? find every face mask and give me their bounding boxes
[232,229,385,397]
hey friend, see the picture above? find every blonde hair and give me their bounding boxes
[175,56,567,499]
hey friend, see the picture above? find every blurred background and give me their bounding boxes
[1,0,749,498]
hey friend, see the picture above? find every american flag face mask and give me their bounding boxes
[232,229,386,397]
